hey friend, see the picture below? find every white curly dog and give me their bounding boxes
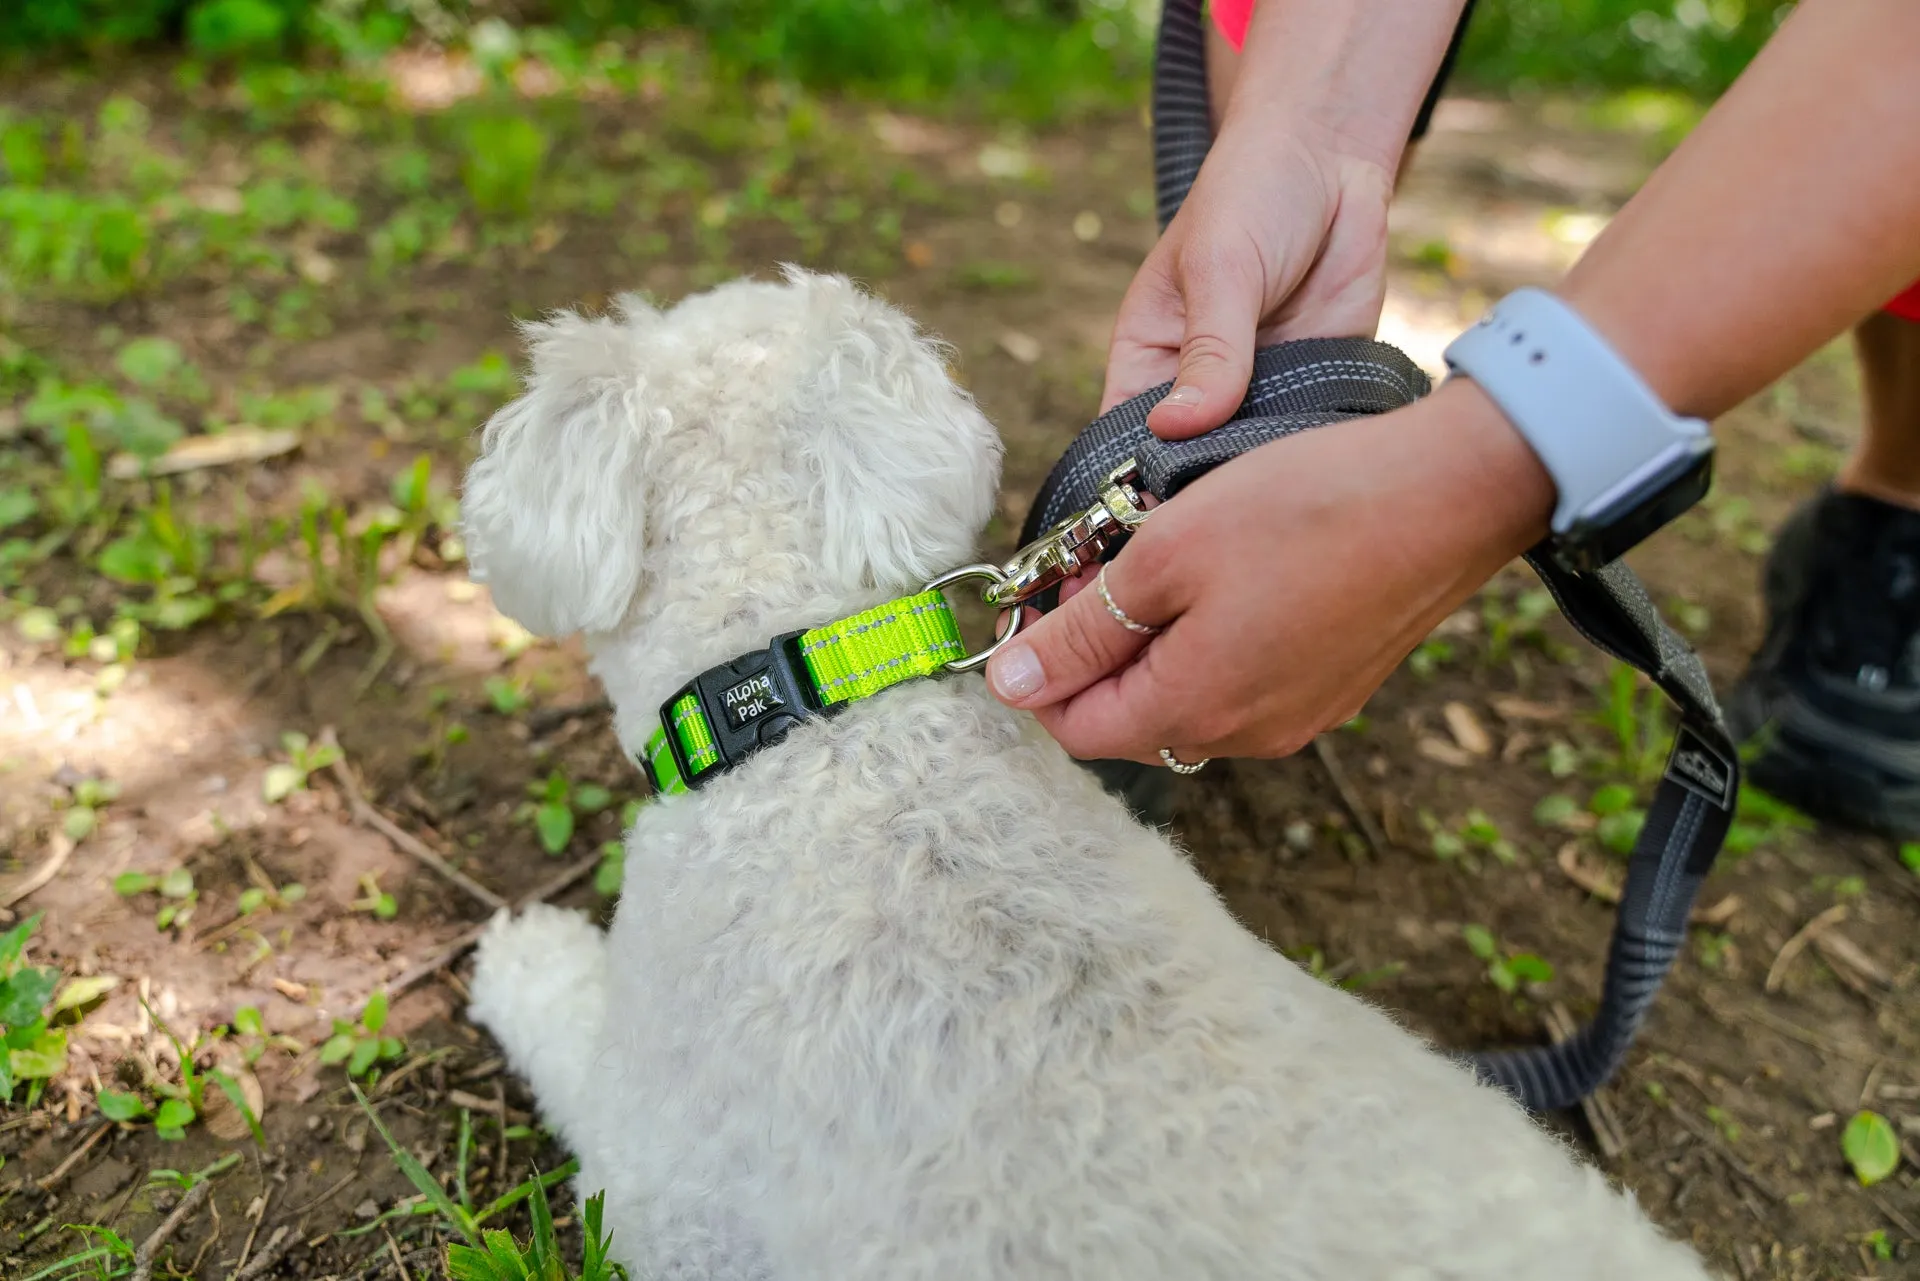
[461,268,1713,1281]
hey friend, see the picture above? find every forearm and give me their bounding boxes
[1221,0,1470,169]
[1562,0,1920,420]
[1436,0,1920,563]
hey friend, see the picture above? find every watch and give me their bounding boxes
[1442,287,1715,572]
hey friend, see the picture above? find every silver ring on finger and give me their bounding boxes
[1159,748,1209,775]
[1097,566,1161,637]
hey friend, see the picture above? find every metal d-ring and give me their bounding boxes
[923,564,1030,673]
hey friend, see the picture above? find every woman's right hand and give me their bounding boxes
[1103,120,1398,440]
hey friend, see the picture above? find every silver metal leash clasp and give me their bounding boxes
[920,459,1151,674]
[986,459,1150,609]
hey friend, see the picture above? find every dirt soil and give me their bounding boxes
[2,62,1917,1281]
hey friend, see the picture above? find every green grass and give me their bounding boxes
[350,1083,626,1276]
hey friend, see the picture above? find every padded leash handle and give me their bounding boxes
[1013,0,1741,1113]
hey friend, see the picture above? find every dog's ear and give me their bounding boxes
[790,269,1002,592]
[462,302,664,636]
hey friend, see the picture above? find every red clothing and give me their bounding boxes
[1210,0,1253,51]
[1888,279,1920,324]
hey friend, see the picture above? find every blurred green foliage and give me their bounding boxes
[0,0,1147,121]
[3,1,1799,119]
[0,0,1801,118]
[1457,0,1793,96]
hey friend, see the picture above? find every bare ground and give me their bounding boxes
[1,63,1916,1280]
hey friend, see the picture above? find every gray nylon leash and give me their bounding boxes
[1016,0,1739,1113]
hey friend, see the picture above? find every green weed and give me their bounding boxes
[1722,785,1812,856]
[227,1004,302,1065]
[520,772,615,856]
[486,675,532,716]
[352,872,400,920]
[1479,586,1558,667]
[53,776,119,842]
[1406,638,1456,680]
[1,914,74,1108]
[1461,924,1555,997]
[1595,662,1670,785]
[262,729,344,803]
[594,800,647,896]
[347,1083,616,1276]
[321,990,404,1079]
[1693,931,1733,971]
[1425,809,1519,866]
[112,866,198,931]
[1842,1110,1899,1186]
[97,1001,265,1145]
[954,260,1037,291]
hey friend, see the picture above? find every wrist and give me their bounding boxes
[1425,378,1557,562]
[1221,0,1469,174]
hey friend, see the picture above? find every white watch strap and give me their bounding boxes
[1443,288,1712,538]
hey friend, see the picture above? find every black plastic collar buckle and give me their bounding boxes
[652,630,827,792]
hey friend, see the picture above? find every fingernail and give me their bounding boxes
[989,643,1045,701]
[1160,384,1203,409]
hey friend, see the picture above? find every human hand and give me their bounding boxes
[1104,121,1396,439]
[985,382,1554,762]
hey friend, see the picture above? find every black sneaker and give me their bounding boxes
[1726,488,1920,839]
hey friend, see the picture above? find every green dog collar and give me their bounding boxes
[641,588,967,795]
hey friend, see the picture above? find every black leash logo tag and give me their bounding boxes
[1664,726,1736,810]
[720,669,785,731]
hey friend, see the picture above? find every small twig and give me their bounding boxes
[1861,1059,1888,1111]
[1719,1000,1870,1060]
[526,698,612,735]
[36,1122,110,1192]
[1666,1107,1784,1203]
[1544,1002,1626,1161]
[0,834,77,911]
[1869,1189,1920,1243]
[1765,903,1849,994]
[130,1177,214,1281]
[383,1227,413,1281]
[186,1196,222,1277]
[447,1088,528,1125]
[379,850,601,1001]
[1554,844,1739,924]
[319,728,506,913]
[232,1225,293,1281]
[289,1169,359,1217]
[1815,931,1893,990]
[371,1046,458,1100]
[234,1184,274,1276]
[1311,736,1386,857]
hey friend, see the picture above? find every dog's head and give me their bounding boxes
[462,269,1002,659]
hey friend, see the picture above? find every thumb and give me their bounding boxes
[1145,251,1261,441]
[986,561,1172,711]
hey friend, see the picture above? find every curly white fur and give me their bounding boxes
[462,268,1714,1281]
